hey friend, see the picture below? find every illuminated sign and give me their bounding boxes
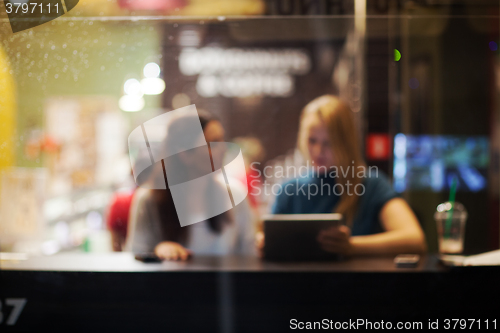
[179,47,311,98]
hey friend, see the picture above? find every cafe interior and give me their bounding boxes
[1,0,500,331]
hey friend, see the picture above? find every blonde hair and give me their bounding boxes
[298,95,366,226]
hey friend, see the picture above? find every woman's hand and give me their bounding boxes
[317,225,353,256]
[154,241,192,261]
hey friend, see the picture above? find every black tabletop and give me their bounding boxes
[0,252,447,272]
[1,253,499,332]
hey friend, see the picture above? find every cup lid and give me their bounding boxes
[435,201,467,219]
[436,201,466,213]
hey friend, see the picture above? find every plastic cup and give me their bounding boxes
[434,201,467,254]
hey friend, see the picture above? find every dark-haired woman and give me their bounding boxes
[126,110,255,260]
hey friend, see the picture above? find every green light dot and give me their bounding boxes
[394,49,401,62]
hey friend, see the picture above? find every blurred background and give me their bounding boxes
[0,0,499,256]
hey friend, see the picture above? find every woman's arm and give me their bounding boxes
[350,198,427,255]
[318,198,427,256]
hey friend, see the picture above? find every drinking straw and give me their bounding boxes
[445,176,458,239]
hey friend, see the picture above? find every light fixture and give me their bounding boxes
[119,95,145,112]
[124,78,143,97]
[143,62,161,78]
[141,77,165,95]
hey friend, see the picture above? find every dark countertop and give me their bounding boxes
[1,253,498,332]
[0,252,446,272]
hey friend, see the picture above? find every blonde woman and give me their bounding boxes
[270,95,426,256]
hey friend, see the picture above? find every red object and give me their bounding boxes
[106,189,135,239]
[233,168,261,209]
[246,170,261,209]
[366,134,391,160]
[118,0,187,11]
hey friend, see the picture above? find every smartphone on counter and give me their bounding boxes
[394,254,420,268]
[134,253,162,263]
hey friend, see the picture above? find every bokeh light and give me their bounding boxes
[143,62,161,78]
[141,77,165,95]
[124,78,143,96]
[119,95,145,112]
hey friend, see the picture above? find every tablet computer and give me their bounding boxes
[262,213,343,262]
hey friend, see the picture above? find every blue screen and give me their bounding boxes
[393,134,489,193]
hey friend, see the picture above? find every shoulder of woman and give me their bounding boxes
[129,187,156,213]
[223,175,247,196]
[362,169,399,200]
[132,187,152,203]
[364,169,390,185]
[212,176,252,224]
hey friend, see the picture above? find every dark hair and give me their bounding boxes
[151,110,226,243]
